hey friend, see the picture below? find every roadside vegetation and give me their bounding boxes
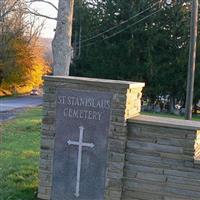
[0,108,42,200]
[0,0,50,97]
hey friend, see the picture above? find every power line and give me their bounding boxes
[81,1,160,44]
[101,9,162,42]
[78,8,162,49]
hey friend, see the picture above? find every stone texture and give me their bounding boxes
[52,89,112,200]
[122,116,200,200]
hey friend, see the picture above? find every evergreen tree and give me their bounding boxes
[71,0,199,108]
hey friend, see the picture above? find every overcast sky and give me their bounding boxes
[31,0,58,38]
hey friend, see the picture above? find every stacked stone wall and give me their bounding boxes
[38,76,200,200]
[123,116,200,200]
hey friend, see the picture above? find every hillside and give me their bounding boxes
[39,37,53,66]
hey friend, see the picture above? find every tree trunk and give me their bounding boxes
[194,103,197,115]
[73,30,78,58]
[78,25,82,58]
[169,96,175,113]
[52,0,74,76]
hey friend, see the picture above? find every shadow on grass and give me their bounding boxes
[141,111,200,121]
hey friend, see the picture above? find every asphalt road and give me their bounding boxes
[0,96,42,121]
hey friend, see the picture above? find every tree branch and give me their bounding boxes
[0,0,18,21]
[26,8,57,20]
[27,0,58,11]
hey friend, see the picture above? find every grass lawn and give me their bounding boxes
[0,108,42,200]
[142,111,200,121]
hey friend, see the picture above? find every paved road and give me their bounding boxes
[0,96,42,121]
[0,96,42,112]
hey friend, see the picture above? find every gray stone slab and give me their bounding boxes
[52,89,112,200]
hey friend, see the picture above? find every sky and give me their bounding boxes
[31,0,58,38]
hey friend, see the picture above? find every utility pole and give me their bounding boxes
[185,0,198,120]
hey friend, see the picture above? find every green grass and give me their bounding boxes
[142,111,200,121]
[0,108,42,200]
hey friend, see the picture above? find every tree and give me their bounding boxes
[52,0,74,76]
[27,0,75,76]
[71,0,198,112]
[23,0,199,113]
[0,0,49,95]
[0,0,18,21]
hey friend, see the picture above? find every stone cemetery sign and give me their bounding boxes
[52,89,112,200]
[38,76,145,200]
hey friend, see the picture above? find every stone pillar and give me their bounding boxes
[38,76,144,200]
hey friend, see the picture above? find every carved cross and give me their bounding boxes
[67,126,95,197]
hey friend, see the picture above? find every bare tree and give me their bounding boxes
[27,0,75,76]
[52,0,74,76]
[0,0,45,47]
[0,0,18,22]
